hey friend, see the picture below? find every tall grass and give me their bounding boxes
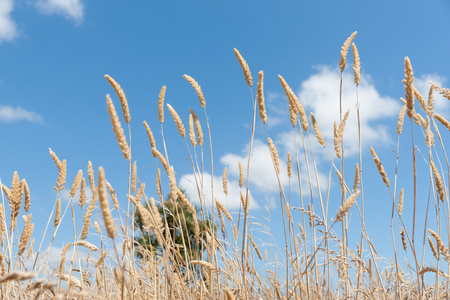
[0,32,449,299]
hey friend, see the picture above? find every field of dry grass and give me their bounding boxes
[1,32,450,299]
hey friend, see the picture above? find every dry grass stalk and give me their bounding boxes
[183,74,206,108]
[397,105,407,135]
[430,160,445,202]
[370,146,390,187]
[233,48,252,87]
[225,287,236,300]
[106,94,131,160]
[132,161,137,194]
[238,160,244,188]
[55,159,67,191]
[69,170,83,198]
[189,113,196,147]
[257,71,267,124]
[105,74,130,124]
[22,179,30,212]
[98,167,116,239]
[78,177,87,208]
[106,180,119,210]
[311,112,326,147]
[352,43,361,85]
[335,190,360,222]
[267,137,280,174]
[189,108,204,147]
[353,163,360,192]
[18,214,33,256]
[428,236,438,259]
[74,240,99,252]
[166,103,186,138]
[223,167,228,196]
[404,57,415,118]
[143,121,157,157]
[339,31,357,72]
[54,198,61,227]
[398,188,404,216]
[158,85,166,123]
[434,113,450,131]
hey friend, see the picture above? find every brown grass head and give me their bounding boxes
[189,108,204,147]
[158,85,166,123]
[257,70,267,124]
[98,166,116,239]
[106,94,131,160]
[166,103,186,138]
[352,42,360,85]
[404,57,415,118]
[183,74,206,108]
[105,74,130,124]
[339,31,357,72]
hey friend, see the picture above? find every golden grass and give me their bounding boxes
[0,32,449,299]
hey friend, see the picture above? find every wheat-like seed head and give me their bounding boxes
[78,177,86,207]
[287,152,292,178]
[397,105,407,135]
[98,167,116,239]
[189,108,204,147]
[94,221,101,234]
[222,167,228,196]
[105,74,130,124]
[311,112,326,147]
[400,228,407,251]
[339,31,357,72]
[158,85,166,123]
[398,188,404,216]
[188,113,196,147]
[81,196,96,240]
[216,199,232,223]
[155,168,163,202]
[69,170,83,198]
[427,85,434,116]
[106,94,131,160]
[434,113,450,131]
[183,74,206,108]
[87,161,95,193]
[238,161,244,188]
[131,161,137,194]
[334,122,341,158]
[430,160,444,202]
[414,87,426,112]
[55,159,66,191]
[22,179,30,213]
[352,43,360,85]
[370,146,390,187]
[143,121,157,157]
[74,240,99,252]
[135,182,145,203]
[404,57,415,119]
[267,138,280,174]
[428,228,446,253]
[431,81,450,100]
[335,190,360,222]
[248,235,262,260]
[353,164,360,192]
[105,180,119,210]
[27,238,34,260]
[152,148,169,174]
[257,71,267,124]
[18,214,33,256]
[425,116,434,146]
[166,103,185,138]
[233,48,252,87]
[168,166,177,202]
[54,198,61,227]
[428,236,438,259]
[49,148,62,168]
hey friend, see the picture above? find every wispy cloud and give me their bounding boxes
[179,172,258,211]
[0,0,18,43]
[0,106,43,123]
[35,0,84,24]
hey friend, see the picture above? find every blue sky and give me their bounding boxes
[1,0,450,275]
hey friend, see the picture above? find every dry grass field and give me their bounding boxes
[1,32,450,299]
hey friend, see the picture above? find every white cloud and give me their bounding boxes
[414,74,449,114]
[0,105,43,123]
[36,0,84,24]
[179,172,258,211]
[299,66,401,155]
[0,0,18,42]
